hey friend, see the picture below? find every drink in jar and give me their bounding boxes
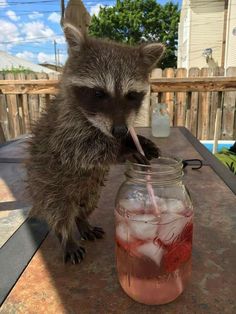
[115,198,193,305]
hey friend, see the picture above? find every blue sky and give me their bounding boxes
[0,0,181,65]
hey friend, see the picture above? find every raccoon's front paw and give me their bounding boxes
[63,240,86,264]
[137,135,160,160]
[76,218,105,241]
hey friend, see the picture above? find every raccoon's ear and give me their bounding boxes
[140,43,165,70]
[63,23,85,52]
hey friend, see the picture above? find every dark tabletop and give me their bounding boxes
[0,127,235,314]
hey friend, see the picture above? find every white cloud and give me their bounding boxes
[37,52,54,63]
[21,21,55,43]
[90,3,104,16]
[37,52,67,65]
[0,19,23,49]
[28,11,44,20]
[54,35,66,44]
[48,12,60,24]
[16,51,35,61]
[6,10,20,22]
[0,0,8,8]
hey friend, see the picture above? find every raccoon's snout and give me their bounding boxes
[112,125,128,139]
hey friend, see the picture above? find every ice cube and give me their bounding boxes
[116,222,129,242]
[129,214,158,240]
[137,241,164,266]
[163,199,185,213]
[146,197,184,215]
[119,199,142,212]
[158,214,192,244]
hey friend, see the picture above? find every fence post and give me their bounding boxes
[188,67,200,137]
[0,73,10,140]
[209,67,224,139]
[27,73,40,129]
[221,67,236,140]
[198,68,211,140]
[175,68,187,126]
[163,68,175,126]
[5,72,21,138]
[213,108,222,154]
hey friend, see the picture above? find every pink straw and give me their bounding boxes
[129,127,161,216]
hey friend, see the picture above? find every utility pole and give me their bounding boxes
[54,40,58,71]
[57,49,60,68]
[221,0,229,69]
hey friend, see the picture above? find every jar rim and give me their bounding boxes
[128,156,183,172]
[125,156,183,185]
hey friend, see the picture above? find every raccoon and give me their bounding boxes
[26,23,164,264]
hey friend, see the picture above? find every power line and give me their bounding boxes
[0,0,58,4]
[0,33,64,44]
[0,10,60,15]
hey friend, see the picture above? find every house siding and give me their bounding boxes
[178,0,225,70]
[225,0,236,68]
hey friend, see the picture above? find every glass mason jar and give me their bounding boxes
[151,103,170,138]
[115,157,193,305]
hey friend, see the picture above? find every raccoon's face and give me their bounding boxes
[63,24,165,138]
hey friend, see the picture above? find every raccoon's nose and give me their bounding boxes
[112,125,128,138]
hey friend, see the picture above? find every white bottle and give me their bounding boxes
[151,103,170,138]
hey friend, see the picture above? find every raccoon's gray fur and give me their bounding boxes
[26,23,164,264]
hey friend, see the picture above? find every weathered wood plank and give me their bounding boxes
[0,79,58,85]
[209,67,224,139]
[198,68,211,140]
[188,68,200,136]
[150,76,236,92]
[185,92,191,130]
[175,68,187,126]
[15,73,26,134]
[213,108,222,153]
[27,73,40,128]
[0,73,10,140]
[1,76,236,95]
[163,68,175,126]
[150,69,163,126]
[150,68,163,102]
[221,67,236,140]
[0,123,5,143]
[0,79,58,95]
[5,73,21,138]
[37,73,48,114]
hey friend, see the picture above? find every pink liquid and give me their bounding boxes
[115,207,193,305]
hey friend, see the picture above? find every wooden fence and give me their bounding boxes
[0,67,236,142]
[149,67,236,140]
[0,72,59,141]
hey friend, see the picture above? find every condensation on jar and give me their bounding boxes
[114,157,194,305]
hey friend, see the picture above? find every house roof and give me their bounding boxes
[0,51,60,74]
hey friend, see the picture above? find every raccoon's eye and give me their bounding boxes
[94,89,107,98]
[126,91,145,101]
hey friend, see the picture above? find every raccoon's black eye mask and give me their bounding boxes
[125,91,145,102]
[72,86,109,100]
[72,86,145,103]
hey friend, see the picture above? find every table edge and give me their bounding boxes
[0,218,49,306]
[178,127,236,195]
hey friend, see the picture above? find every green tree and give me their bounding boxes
[89,0,180,68]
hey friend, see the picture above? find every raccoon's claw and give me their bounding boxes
[63,242,86,264]
[92,226,105,239]
[76,218,105,241]
[80,225,105,241]
[119,133,159,164]
[137,135,160,160]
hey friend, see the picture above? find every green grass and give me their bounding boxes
[0,66,34,75]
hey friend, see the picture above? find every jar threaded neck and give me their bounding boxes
[125,157,183,186]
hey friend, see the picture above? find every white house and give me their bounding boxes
[0,51,60,74]
[178,0,236,70]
